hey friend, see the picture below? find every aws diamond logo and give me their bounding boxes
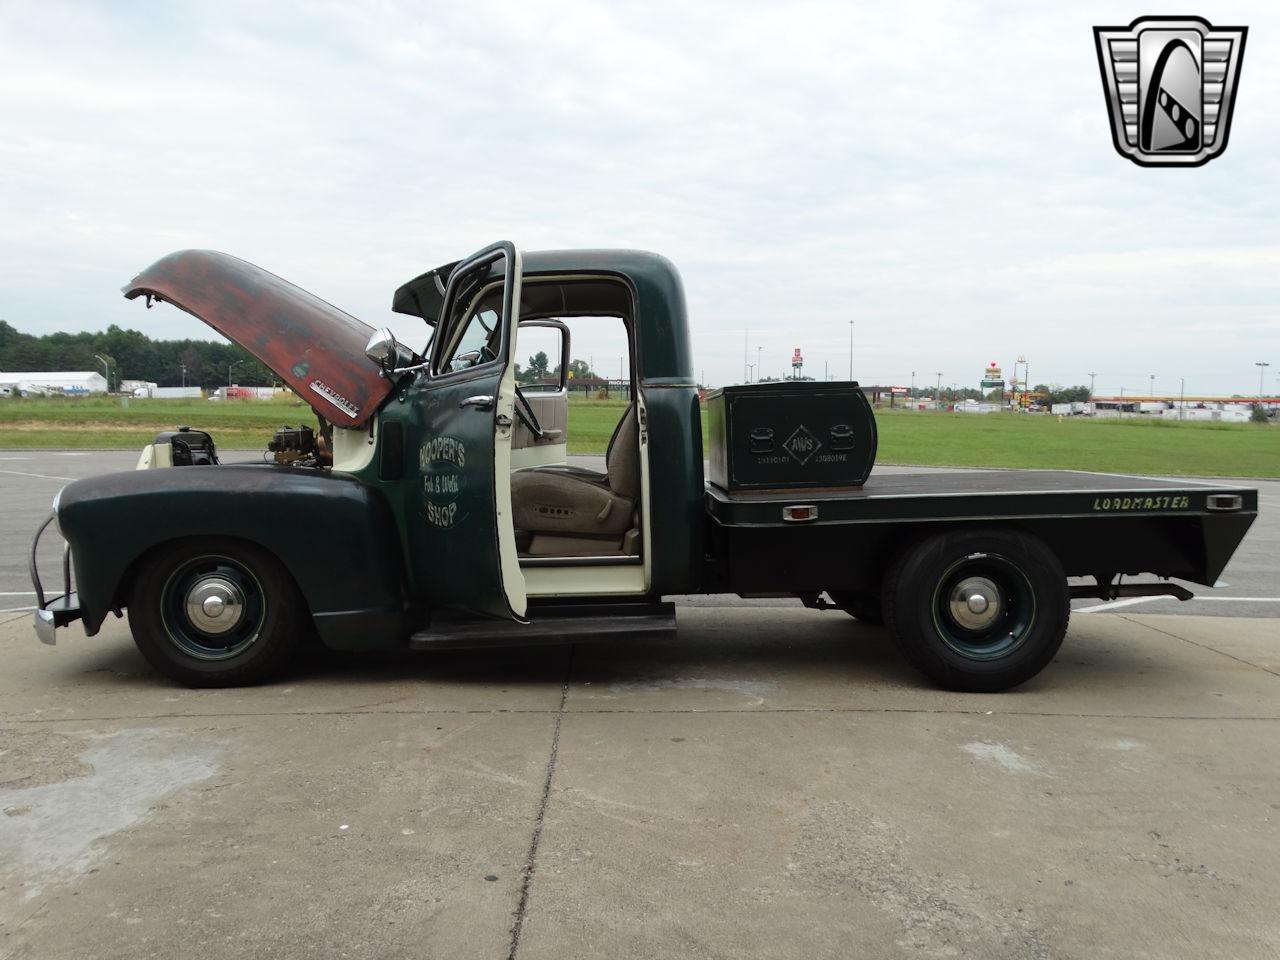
[783,425,821,465]
[1094,17,1247,167]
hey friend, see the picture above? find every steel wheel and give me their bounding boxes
[930,554,1036,661]
[160,555,266,661]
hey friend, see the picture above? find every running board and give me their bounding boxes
[1069,583,1195,602]
[409,602,677,650]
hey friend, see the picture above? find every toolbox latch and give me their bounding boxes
[749,427,774,453]
[829,423,855,450]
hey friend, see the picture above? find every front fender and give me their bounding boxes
[55,464,406,649]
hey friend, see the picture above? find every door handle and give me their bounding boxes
[460,395,494,410]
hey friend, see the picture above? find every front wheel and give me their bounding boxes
[883,529,1069,692]
[127,538,305,687]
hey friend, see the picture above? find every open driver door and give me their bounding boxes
[409,241,527,620]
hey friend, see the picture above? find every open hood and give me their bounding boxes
[124,250,392,427]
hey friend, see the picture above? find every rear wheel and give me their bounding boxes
[883,529,1069,692]
[127,539,304,687]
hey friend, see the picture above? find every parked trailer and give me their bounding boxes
[31,244,1258,693]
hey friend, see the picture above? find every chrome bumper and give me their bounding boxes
[30,513,82,645]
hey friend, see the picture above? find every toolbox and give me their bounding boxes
[706,382,877,492]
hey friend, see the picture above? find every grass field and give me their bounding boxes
[1,395,1276,477]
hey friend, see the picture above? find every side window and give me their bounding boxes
[434,284,505,375]
[516,323,568,393]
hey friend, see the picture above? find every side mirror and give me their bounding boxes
[365,327,398,368]
[365,328,416,374]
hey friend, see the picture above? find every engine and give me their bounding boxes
[267,424,319,464]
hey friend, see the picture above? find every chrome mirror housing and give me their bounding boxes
[365,328,421,377]
[365,328,400,369]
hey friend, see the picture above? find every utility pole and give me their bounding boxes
[935,372,942,411]
[848,321,854,381]
[93,353,110,393]
[1257,361,1270,407]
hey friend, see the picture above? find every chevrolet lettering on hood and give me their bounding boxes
[308,379,360,419]
[123,250,393,427]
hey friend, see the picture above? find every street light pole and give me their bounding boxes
[935,372,942,411]
[1257,362,1270,406]
[1149,374,1155,399]
[228,360,243,388]
[181,363,187,388]
[848,321,854,381]
[1179,377,1185,420]
[93,353,110,393]
[910,370,915,409]
[757,346,762,382]
[1088,371,1096,399]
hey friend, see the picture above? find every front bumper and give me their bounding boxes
[30,512,82,644]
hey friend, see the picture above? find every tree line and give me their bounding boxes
[0,319,276,388]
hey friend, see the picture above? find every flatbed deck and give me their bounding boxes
[703,469,1258,595]
[705,469,1258,526]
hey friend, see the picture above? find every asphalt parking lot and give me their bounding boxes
[1,450,1277,958]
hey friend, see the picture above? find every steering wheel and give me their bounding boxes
[514,385,544,439]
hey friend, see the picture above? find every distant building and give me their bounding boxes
[0,371,108,396]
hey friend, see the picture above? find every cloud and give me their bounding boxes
[0,0,1276,394]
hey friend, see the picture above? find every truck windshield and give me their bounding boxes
[437,285,504,374]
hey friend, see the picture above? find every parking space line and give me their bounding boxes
[1078,595,1280,614]
[1076,596,1162,614]
[0,468,75,481]
[0,605,35,612]
[0,591,37,596]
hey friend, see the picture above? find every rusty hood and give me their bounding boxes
[123,250,392,427]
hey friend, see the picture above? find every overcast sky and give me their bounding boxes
[2,0,1277,397]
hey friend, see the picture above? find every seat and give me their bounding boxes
[511,404,640,556]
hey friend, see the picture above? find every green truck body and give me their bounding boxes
[31,242,1258,692]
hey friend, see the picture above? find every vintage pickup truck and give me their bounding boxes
[31,242,1258,691]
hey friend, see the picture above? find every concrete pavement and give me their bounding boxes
[2,605,1277,959]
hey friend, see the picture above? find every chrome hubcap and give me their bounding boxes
[185,577,245,635]
[948,576,1002,631]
